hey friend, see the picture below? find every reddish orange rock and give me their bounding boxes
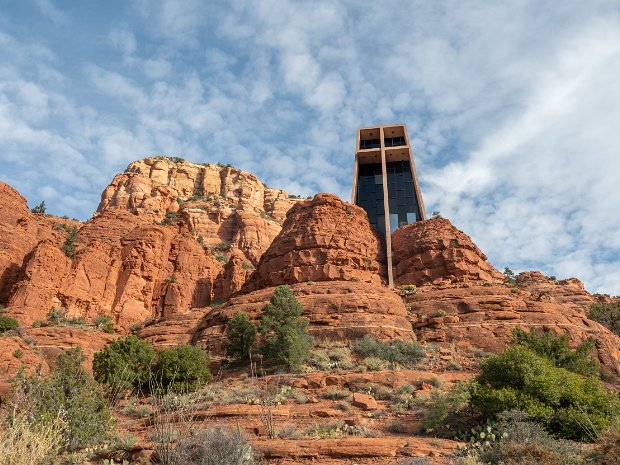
[392,217,504,286]
[351,393,378,410]
[194,281,414,354]
[242,194,387,292]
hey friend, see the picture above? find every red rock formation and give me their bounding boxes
[392,217,504,286]
[97,157,300,264]
[407,275,620,373]
[242,194,387,292]
[194,281,414,354]
[0,182,66,304]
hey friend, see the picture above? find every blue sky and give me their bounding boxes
[1,0,620,294]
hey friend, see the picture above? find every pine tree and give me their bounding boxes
[225,312,257,363]
[259,285,310,371]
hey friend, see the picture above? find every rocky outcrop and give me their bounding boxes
[392,217,504,286]
[3,206,224,329]
[97,158,300,264]
[242,194,387,292]
[406,274,620,373]
[0,182,68,304]
[194,281,414,354]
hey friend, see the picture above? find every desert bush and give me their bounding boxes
[362,356,386,371]
[30,200,46,214]
[153,344,212,393]
[588,301,620,336]
[159,211,178,226]
[305,421,380,439]
[259,285,311,371]
[420,381,475,437]
[353,335,424,368]
[93,335,155,393]
[225,312,257,363]
[62,226,78,257]
[0,315,18,333]
[322,388,351,400]
[470,346,620,441]
[511,327,598,376]
[15,347,114,450]
[169,427,255,465]
[93,314,115,333]
[473,411,584,465]
[0,413,64,465]
[309,346,354,371]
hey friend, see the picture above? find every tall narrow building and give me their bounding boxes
[351,124,426,287]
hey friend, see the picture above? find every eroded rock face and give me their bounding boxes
[3,206,224,329]
[0,182,67,304]
[193,281,414,354]
[392,217,504,286]
[242,194,387,292]
[407,274,620,373]
[97,158,300,264]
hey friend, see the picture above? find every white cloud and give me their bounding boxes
[33,0,67,24]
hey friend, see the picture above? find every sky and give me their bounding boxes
[0,1,619,295]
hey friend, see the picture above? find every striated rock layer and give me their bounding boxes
[392,217,504,286]
[194,281,414,355]
[98,157,300,265]
[242,194,387,292]
[4,208,224,328]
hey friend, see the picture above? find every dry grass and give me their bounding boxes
[0,414,65,465]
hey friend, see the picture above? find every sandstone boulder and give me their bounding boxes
[392,217,504,286]
[242,194,387,292]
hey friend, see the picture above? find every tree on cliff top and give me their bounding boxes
[259,285,310,371]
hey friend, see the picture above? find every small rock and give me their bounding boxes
[351,393,378,410]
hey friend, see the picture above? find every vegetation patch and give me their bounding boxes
[353,335,424,368]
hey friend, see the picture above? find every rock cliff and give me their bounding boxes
[98,157,300,265]
[1,156,619,380]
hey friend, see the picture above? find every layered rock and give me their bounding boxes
[392,217,504,286]
[97,157,300,264]
[0,182,68,304]
[194,281,414,354]
[407,276,620,373]
[242,194,387,292]
[3,206,224,329]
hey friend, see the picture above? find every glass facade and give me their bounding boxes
[357,160,421,233]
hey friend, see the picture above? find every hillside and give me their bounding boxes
[1,156,619,464]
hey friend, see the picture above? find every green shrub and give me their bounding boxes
[259,285,311,371]
[511,327,598,376]
[93,335,155,393]
[62,226,78,257]
[0,315,18,333]
[31,201,46,214]
[470,346,620,441]
[309,346,354,371]
[475,410,584,465]
[16,347,114,450]
[153,344,212,393]
[159,211,178,226]
[225,312,257,363]
[93,315,115,333]
[47,307,66,325]
[588,301,620,336]
[420,382,474,437]
[353,335,424,368]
